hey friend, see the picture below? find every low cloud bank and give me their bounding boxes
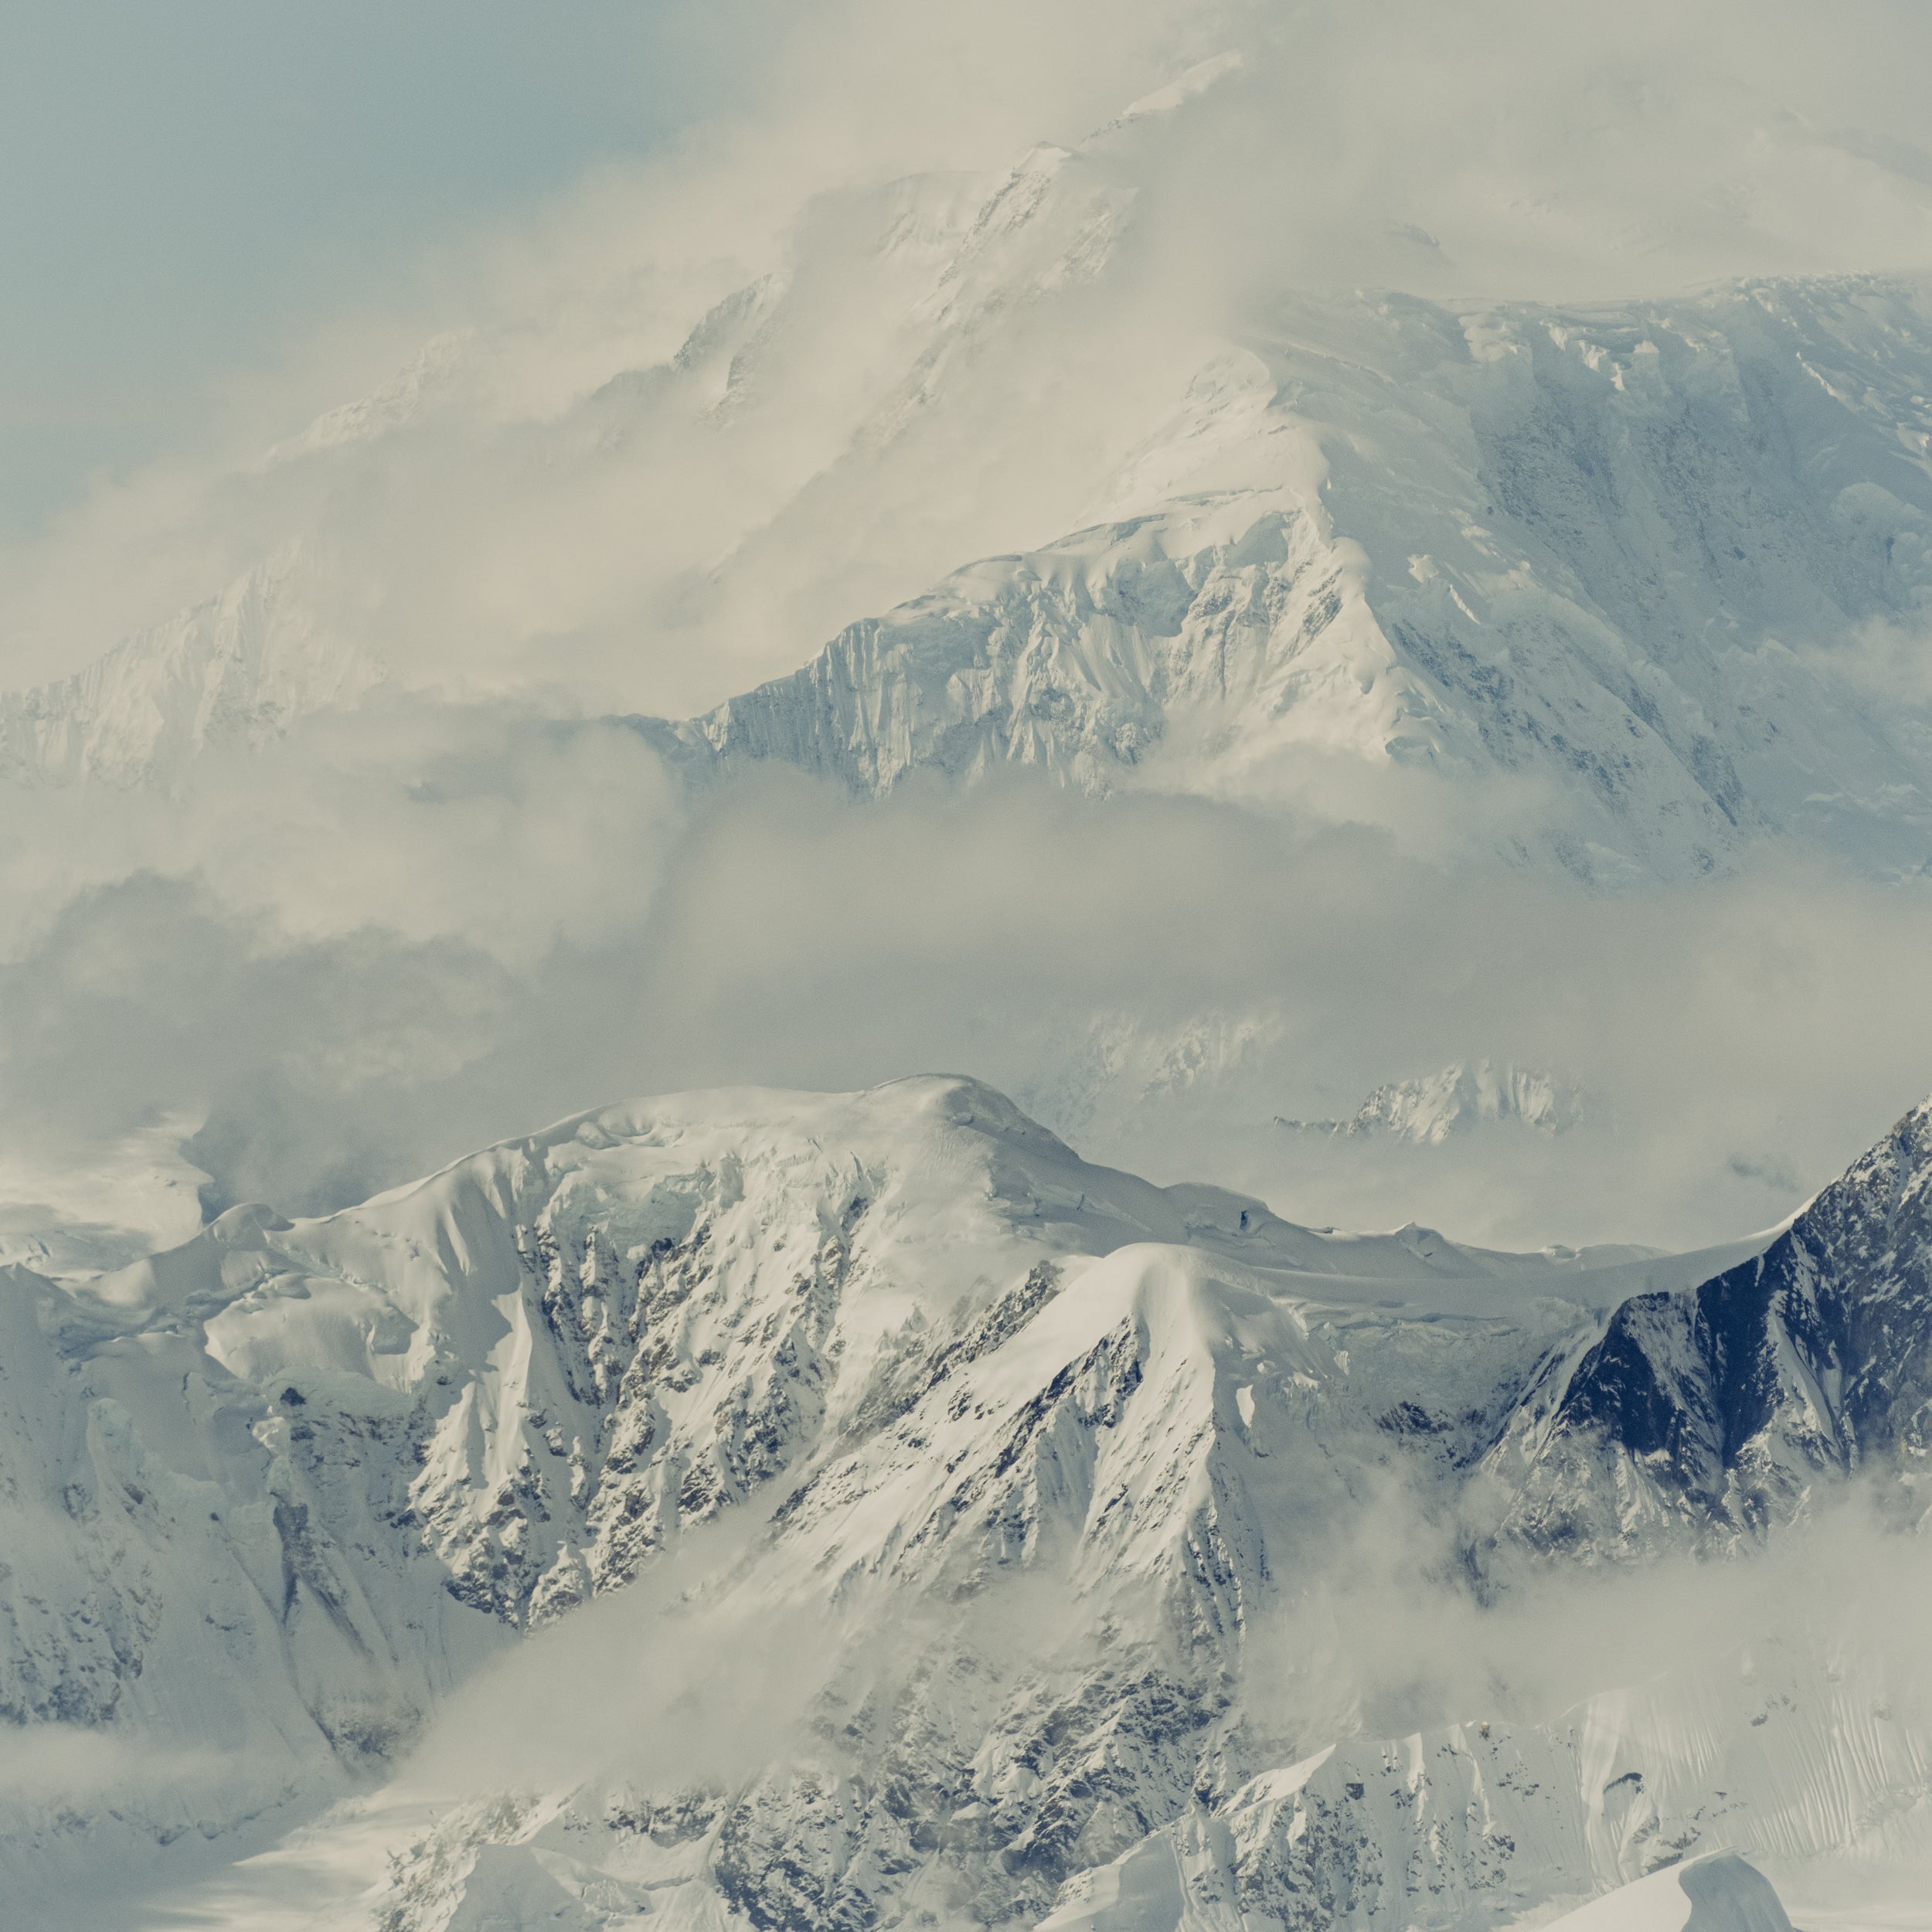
[1,726,1928,1250]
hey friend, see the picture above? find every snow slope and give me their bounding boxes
[1534,1853,1791,1932]
[1034,1672,1888,1932]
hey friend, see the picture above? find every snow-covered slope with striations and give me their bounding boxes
[359,1595,1909,1932]
[646,274,1932,881]
[1036,1671,1886,1932]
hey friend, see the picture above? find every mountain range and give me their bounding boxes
[8,70,1932,886]
[5,1075,1929,1927]
[6,50,1932,1932]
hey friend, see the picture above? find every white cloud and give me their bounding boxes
[5,743,1927,1247]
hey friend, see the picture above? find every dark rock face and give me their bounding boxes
[1497,1100,1932,1553]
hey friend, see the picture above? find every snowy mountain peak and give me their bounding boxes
[0,545,382,789]
[5,1077,1931,1924]
[634,274,1932,880]
[640,496,1409,800]
[1281,1062,1587,1143]
[1491,1093,1932,1555]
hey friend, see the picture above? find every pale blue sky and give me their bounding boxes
[0,2,719,533]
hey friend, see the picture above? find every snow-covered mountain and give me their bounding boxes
[1492,1097,1932,1559]
[11,51,1932,1932]
[9,72,1932,884]
[1279,1063,1585,1144]
[0,546,381,789]
[8,1076,1932,1927]
[643,273,1932,881]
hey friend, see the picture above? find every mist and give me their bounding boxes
[2,702,1927,1257]
[389,1439,1932,1910]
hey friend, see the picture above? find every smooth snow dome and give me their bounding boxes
[9,4,1932,1930]
[1539,1852,1792,1931]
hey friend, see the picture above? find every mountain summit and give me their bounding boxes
[9,84,1932,884]
[5,1077,1928,1925]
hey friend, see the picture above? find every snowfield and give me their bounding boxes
[1532,1852,1791,1931]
